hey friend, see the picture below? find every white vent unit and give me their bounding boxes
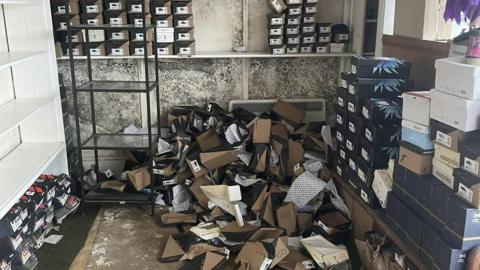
[229,98,327,122]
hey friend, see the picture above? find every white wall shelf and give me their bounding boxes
[0,51,45,70]
[0,0,36,4]
[57,51,356,60]
[0,142,66,219]
[0,98,54,138]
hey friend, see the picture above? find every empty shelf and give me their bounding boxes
[0,142,66,219]
[76,81,157,93]
[0,0,35,4]
[0,51,45,70]
[81,134,156,150]
[0,98,54,138]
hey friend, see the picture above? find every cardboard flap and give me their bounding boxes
[251,185,269,213]
[127,166,151,191]
[190,223,221,240]
[187,157,209,178]
[297,212,313,234]
[300,235,349,268]
[99,180,126,192]
[160,212,197,225]
[200,185,244,226]
[196,129,222,151]
[179,251,227,270]
[200,150,238,171]
[188,176,212,209]
[287,140,304,175]
[272,123,290,140]
[276,202,298,236]
[250,144,269,173]
[235,241,271,270]
[248,227,285,241]
[272,99,306,126]
[221,222,259,242]
[180,243,227,261]
[271,236,290,267]
[277,248,314,270]
[159,235,185,262]
[253,119,272,144]
[261,194,276,226]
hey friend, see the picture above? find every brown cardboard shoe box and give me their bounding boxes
[399,142,433,175]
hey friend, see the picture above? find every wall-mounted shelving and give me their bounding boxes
[0,51,45,69]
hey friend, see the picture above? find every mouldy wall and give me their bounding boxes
[58,58,340,133]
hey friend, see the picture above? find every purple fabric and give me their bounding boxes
[444,0,480,24]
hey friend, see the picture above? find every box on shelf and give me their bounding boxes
[316,23,332,34]
[317,34,331,43]
[130,28,153,42]
[372,169,392,208]
[336,87,348,109]
[286,34,300,45]
[51,0,80,15]
[342,72,414,99]
[315,43,329,54]
[303,3,317,14]
[430,89,480,132]
[268,0,287,13]
[453,169,480,208]
[362,98,402,126]
[401,91,431,126]
[154,14,173,28]
[434,142,461,168]
[156,27,174,43]
[269,35,284,46]
[335,157,347,178]
[286,44,299,54]
[268,13,285,25]
[80,13,104,25]
[58,42,84,57]
[128,13,152,26]
[105,40,129,56]
[81,0,103,14]
[459,138,480,178]
[301,24,316,34]
[344,132,358,154]
[444,193,480,247]
[335,105,347,129]
[430,119,480,152]
[359,137,397,169]
[174,41,195,55]
[172,1,192,15]
[347,169,360,193]
[357,158,375,187]
[85,42,106,56]
[330,43,346,53]
[53,14,81,31]
[104,0,125,12]
[286,5,302,16]
[106,29,128,41]
[104,10,127,25]
[301,33,316,44]
[351,56,412,79]
[401,119,433,151]
[129,41,153,56]
[269,25,284,36]
[435,56,480,100]
[398,141,433,175]
[300,44,313,54]
[346,94,364,116]
[285,25,299,35]
[303,15,315,24]
[125,0,150,13]
[286,15,301,26]
[174,28,194,42]
[364,122,401,147]
[359,185,381,208]
[272,45,286,55]
[432,158,456,190]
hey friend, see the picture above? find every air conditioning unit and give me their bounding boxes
[229,98,327,122]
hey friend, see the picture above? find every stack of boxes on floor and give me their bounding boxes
[267,0,350,55]
[386,56,480,270]
[51,0,169,57]
[0,175,78,269]
[335,56,413,209]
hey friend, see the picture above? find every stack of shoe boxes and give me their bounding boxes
[268,10,286,54]
[334,56,413,209]
[104,0,129,56]
[52,0,82,57]
[80,0,106,56]
[152,0,174,55]
[171,0,195,55]
[126,0,152,56]
[0,175,74,269]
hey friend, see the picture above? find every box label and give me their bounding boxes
[337,96,345,107]
[135,48,145,55]
[178,20,190,27]
[349,159,356,171]
[319,26,330,33]
[176,6,189,14]
[111,48,124,56]
[362,107,370,119]
[269,38,282,45]
[156,7,169,15]
[318,36,330,42]
[348,84,355,95]
[458,182,473,203]
[86,5,99,13]
[351,65,357,74]
[358,169,366,183]
[190,160,201,172]
[286,28,299,35]
[464,157,479,175]
[179,33,192,41]
[346,140,353,151]
[336,114,343,125]
[303,26,315,33]
[436,131,452,148]
[272,18,284,25]
[158,47,170,55]
[57,5,66,14]
[303,260,316,269]
[287,18,300,25]
[270,28,282,35]
[336,131,343,142]
[90,48,101,56]
[433,167,454,189]
[306,7,317,13]
[109,2,122,10]
[304,16,315,23]
[341,79,347,89]
[110,17,123,25]
[112,32,124,40]
[303,36,315,43]
[347,102,355,113]
[134,18,144,26]
[361,148,369,162]
[348,122,355,133]
[287,37,300,44]
[361,189,369,202]
[87,19,99,25]
[289,8,301,15]
[135,33,145,41]
[131,4,142,12]
[162,179,176,186]
[348,179,357,189]
[336,165,343,176]
[365,128,373,142]
[157,20,170,27]
[180,47,192,55]
[340,149,346,160]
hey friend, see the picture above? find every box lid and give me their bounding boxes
[401,119,430,135]
[435,56,480,77]
[431,89,480,108]
[401,91,431,102]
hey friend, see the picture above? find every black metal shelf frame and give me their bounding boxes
[66,4,161,215]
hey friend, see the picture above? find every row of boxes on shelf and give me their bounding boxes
[0,175,77,269]
[334,56,413,210]
[387,163,476,270]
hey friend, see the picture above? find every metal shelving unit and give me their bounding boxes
[66,5,160,214]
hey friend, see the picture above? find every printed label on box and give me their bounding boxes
[348,102,355,113]
[112,32,124,39]
[336,131,343,142]
[162,179,176,186]
[156,7,169,15]
[458,182,474,203]
[110,18,123,25]
[338,97,345,107]
[358,169,366,183]
[270,38,282,45]
[86,5,99,13]
[87,19,99,25]
[464,157,479,175]
[318,36,330,42]
[272,0,282,10]
[336,114,343,125]
[361,189,368,202]
[179,33,191,40]
[180,47,192,55]
[303,260,316,269]
[287,28,299,35]
[58,6,66,14]
[336,165,343,176]
[304,17,315,23]
[158,47,170,54]
[306,7,317,13]
[303,36,315,43]
[394,253,404,267]
[365,128,373,142]
[349,159,356,171]
[178,20,190,27]
[349,122,355,133]
[270,28,282,35]
[290,8,301,15]
[134,18,144,26]
[90,48,101,56]
[319,26,330,33]
[59,22,68,30]
[157,20,169,27]
[176,6,189,14]
[272,18,283,24]
[111,48,124,56]
[341,79,348,89]
[436,131,452,148]
[348,84,355,95]
[347,140,353,151]
[135,48,145,55]
[349,180,357,189]
[361,148,369,161]
[110,2,122,10]
[131,4,142,12]
[12,234,22,249]
[351,65,357,74]
[303,26,315,32]
[433,167,454,189]
[338,33,350,41]
[135,33,144,41]
[362,107,370,119]
[288,37,300,44]
[190,160,201,172]
[288,18,300,25]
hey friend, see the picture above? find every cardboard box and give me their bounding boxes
[453,169,480,208]
[336,87,348,109]
[346,94,364,116]
[286,34,300,45]
[351,56,412,79]
[127,166,150,191]
[344,132,357,155]
[360,137,397,169]
[156,27,174,43]
[105,29,128,41]
[342,72,414,99]
[172,1,192,15]
[430,89,480,132]
[269,35,284,46]
[300,235,349,269]
[303,15,315,24]
[401,91,431,126]
[399,141,433,175]
[347,113,364,136]
[81,0,103,14]
[335,157,347,178]
[175,28,194,42]
[129,28,153,42]
[362,98,402,126]
[335,104,346,128]
[105,40,129,56]
[372,169,392,208]
[104,0,125,11]
[299,44,312,54]
[125,0,150,13]
[315,43,329,54]
[435,56,480,100]
[301,23,316,34]
[173,15,193,28]
[151,1,171,15]
[330,43,346,53]
[252,119,272,144]
[154,14,174,28]
[174,41,195,55]
[434,142,460,168]
[268,13,285,25]
[430,119,480,152]
[85,42,106,56]
[303,3,317,14]
[130,41,153,56]
[271,45,286,54]
[432,158,456,189]
[276,203,297,236]
[268,0,287,13]
[359,186,381,208]
[401,120,433,151]
[357,158,375,187]
[104,10,127,25]
[157,43,173,55]
[301,33,316,44]
[286,15,301,25]
[316,23,332,34]
[444,193,480,247]
[80,13,103,25]
[317,34,331,43]
[269,25,284,36]
[51,0,80,15]
[365,122,400,147]
[460,139,480,178]
[200,150,237,171]
[285,25,300,35]
[272,99,305,126]
[287,5,302,16]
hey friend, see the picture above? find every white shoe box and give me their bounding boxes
[435,56,480,100]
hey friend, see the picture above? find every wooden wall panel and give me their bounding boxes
[382,35,450,91]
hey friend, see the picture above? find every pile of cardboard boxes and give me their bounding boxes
[0,175,79,269]
[146,100,356,269]
[51,0,195,57]
[267,0,350,55]
[334,56,413,210]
